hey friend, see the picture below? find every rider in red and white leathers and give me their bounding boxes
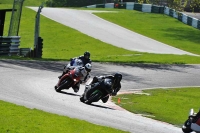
[55,63,92,93]
[58,51,92,79]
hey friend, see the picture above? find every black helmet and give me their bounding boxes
[84,51,90,59]
[114,73,122,83]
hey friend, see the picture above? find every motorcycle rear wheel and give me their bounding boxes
[85,91,102,105]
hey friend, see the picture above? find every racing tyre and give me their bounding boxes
[56,79,70,92]
[85,91,102,105]
[182,120,192,133]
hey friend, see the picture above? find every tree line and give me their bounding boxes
[45,0,200,12]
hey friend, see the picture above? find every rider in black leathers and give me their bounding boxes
[81,73,122,103]
[75,51,92,66]
[58,51,92,79]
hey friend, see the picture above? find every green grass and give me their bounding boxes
[93,9,200,55]
[1,4,200,64]
[0,100,128,133]
[112,87,200,127]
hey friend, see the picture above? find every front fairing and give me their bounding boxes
[69,68,81,83]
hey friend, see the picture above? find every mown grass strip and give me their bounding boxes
[112,87,200,127]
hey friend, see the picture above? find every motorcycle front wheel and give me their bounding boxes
[85,91,102,105]
[182,119,193,133]
[56,78,71,92]
[80,95,85,103]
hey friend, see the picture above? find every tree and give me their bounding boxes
[46,0,68,7]
[45,0,200,12]
[184,0,200,12]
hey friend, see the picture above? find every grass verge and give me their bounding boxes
[112,87,200,127]
[0,100,128,133]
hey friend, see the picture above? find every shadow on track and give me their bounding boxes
[85,102,115,110]
[56,90,80,97]
[1,59,200,84]
[1,59,198,73]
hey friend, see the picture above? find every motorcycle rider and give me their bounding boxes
[81,73,122,103]
[75,51,91,66]
[55,63,92,93]
[58,51,92,79]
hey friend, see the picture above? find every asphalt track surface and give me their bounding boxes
[1,60,200,133]
[1,7,200,133]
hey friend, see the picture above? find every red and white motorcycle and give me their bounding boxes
[55,67,82,92]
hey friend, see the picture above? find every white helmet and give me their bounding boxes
[85,63,92,72]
